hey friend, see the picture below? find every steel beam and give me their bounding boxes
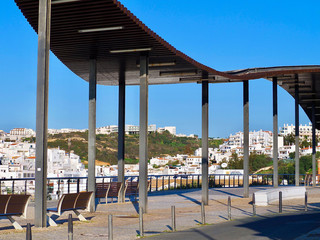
[139,54,149,213]
[88,59,97,212]
[295,82,300,186]
[273,77,278,188]
[201,71,209,205]
[243,81,249,198]
[312,104,316,187]
[35,0,51,228]
[118,63,126,202]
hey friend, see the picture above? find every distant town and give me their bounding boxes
[1,123,319,180]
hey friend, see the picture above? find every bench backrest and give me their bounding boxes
[60,193,79,211]
[96,182,110,198]
[125,181,139,195]
[57,192,93,214]
[75,192,93,210]
[108,182,122,197]
[0,195,11,215]
[0,194,30,218]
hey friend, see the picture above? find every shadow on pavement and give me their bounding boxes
[150,211,320,240]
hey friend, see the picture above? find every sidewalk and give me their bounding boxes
[0,187,319,239]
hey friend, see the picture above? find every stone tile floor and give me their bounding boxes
[0,186,319,239]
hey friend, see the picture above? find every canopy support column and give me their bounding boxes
[273,77,278,188]
[202,71,209,205]
[139,54,149,213]
[88,59,97,212]
[312,104,316,187]
[295,80,300,186]
[35,0,51,228]
[118,64,126,202]
[243,80,249,198]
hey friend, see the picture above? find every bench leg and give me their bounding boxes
[7,216,23,230]
[46,214,58,227]
[73,210,87,222]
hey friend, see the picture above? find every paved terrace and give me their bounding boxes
[1,187,320,239]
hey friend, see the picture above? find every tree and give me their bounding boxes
[284,133,295,146]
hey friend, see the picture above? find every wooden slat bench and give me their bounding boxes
[47,191,93,226]
[125,180,150,202]
[96,182,125,203]
[0,194,31,230]
[125,181,139,201]
[96,182,110,203]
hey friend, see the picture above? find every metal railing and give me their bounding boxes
[0,173,308,198]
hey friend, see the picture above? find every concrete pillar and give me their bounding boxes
[295,82,300,186]
[312,104,316,187]
[243,81,249,198]
[35,0,51,228]
[88,59,97,212]
[201,71,209,205]
[139,54,149,213]
[273,77,278,188]
[118,64,126,202]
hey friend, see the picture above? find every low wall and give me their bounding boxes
[255,186,306,206]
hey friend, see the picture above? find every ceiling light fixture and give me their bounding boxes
[136,62,176,67]
[52,0,81,4]
[110,48,152,54]
[78,26,124,33]
[300,99,320,102]
[160,70,198,77]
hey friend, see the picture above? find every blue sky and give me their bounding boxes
[1,0,319,138]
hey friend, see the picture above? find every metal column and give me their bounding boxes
[139,54,149,213]
[118,64,126,202]
[273,77,278,188]
[243,81,249,198]
[201,71,209,205]
[312,104,316,187]
[88,59,97,212]
[295,82,300,186]
[35,0,51,228]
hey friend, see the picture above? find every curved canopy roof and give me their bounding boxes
[15,0,320,127]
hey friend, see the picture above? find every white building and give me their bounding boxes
[280,123,320,140]
[157,126,176,135]
[48,128,86,134]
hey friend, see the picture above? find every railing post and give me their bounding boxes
[25,180,27,194]
[12,180,14,194]
[149,177,152,192]
[198,175,200,188]
[279,191,282,213]
[67,179,70,193]
[168,176,170,190]
[156,176,158,192]
[77,179,80,193]
[180,176,182,189]
[162,176,165,191]
[186,176,188,189]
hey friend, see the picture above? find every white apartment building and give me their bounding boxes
[157,126,176,135]
[227,130,273,147]
[280,123,320,140]
[48,128,86,134]
[96,125,118,134]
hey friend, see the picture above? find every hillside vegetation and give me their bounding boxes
[47,131,224,166]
